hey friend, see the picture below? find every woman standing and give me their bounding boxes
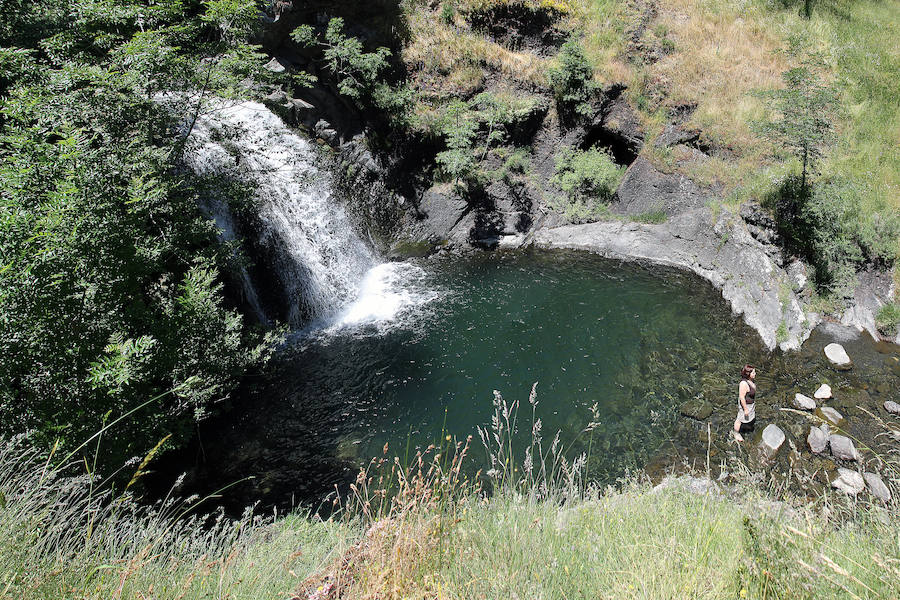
[733,365,756,442]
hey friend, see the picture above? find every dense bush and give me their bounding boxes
[0,0,277,465]
[552,147,623,202]
[766,176,900,295]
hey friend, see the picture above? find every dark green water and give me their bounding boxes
[171,250,775,509]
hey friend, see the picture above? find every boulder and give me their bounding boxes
[817,406,844,427]
[884,400,900,415]
[831,468,865,496]
[761,424,785,456]
[828,434,859,461]
[679,399,713,420]
[814,384,833,399]
[863,472,892,503]
[824,343,852,368]
[807,426,827,454]
[793,393,816,411]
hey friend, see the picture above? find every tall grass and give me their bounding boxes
[2,382,899,599]
[0,435,352,599]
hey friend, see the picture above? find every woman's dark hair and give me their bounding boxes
[741,364,755,379]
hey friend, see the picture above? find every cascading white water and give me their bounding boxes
[184,100,435,330]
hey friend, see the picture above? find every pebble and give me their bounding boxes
[793,393,816,410]
[828,434,859,461]
[761,424,785,456]
[817,406,844,426]
[863,473,891,503]
[885,400,900,415]
[831,468,865,495]
[807,426,827,454]
[814,384,832,399]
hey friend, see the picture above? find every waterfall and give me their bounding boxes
[183,100,435,330]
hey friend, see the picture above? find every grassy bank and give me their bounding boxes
[2,431,898,600]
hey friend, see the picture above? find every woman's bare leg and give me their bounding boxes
[733,419,744,442]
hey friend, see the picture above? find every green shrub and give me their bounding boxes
[876,303,900,337]
[632,209,667,224]
[546,38,597,120]
[551,147,623,202]
[765,176,900,295]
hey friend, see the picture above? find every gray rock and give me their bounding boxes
[817,406,844,426]
[831,468,865,495]
[786,260,808,292]
[679,399,713,420]
[264,57,288,73]
[884,400,900,415]
[615,158,710,218]
[814,384,833,399]
[863,472,892,502]
[596,95,644,160]
[655,124,701,148]
[828,434,859,461]
[408,184,470,245]
[793,393,816,411]
[807,426,827,454]
[824,343,852,368]
[761,424,785,456]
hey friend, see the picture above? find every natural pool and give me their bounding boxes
[159,250,899,510]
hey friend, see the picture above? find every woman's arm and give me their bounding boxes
[738,381,749,413]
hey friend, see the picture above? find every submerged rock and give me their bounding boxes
[814,384,833,399]
[817,406,844,427]
[793,393,816,411]
[679,399,713,420]
[863,472,891,502]
[807,426,827,454]
[885,400,900,415]
[828,434,859,461]
[831,468,865,495]
[761,424,785,456]
[824,342,852,368]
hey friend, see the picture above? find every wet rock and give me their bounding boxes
[793,393,816,411]
[817,406,844,427]
[679,399,713,420]
[761,424,785,456]
[807,426,827,454]
[314,119,338,145]
[863,472,892,503]
[814,384,833,399]
[828,434,859,461]
[831,468,865,495]
[824,343,852,368]
[885,400,900,415]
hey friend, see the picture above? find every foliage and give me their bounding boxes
[766,176,900,294]
[291,17,411,120]
[434,100,481,190]
[876,303,900,337]
[752,37,839,190]
[546,37,597,121]
[551,147,623,202]
[0,0,276,465]
[632,209,667,224]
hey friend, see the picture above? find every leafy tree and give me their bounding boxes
[0,0,278,466]
[547,38,597,121]
[753,38,838,191]
[291,17,410,119]
[435,100,480,191]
